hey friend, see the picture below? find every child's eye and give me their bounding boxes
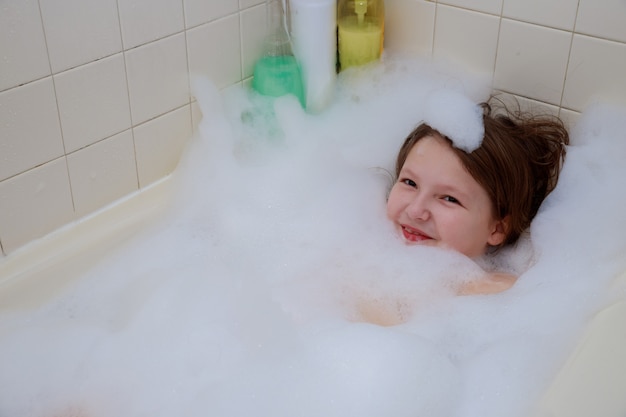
[401,178,417,187]
[443,195,461,204]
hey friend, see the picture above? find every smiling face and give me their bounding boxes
[386,134,507,259]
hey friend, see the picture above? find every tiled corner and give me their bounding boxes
[191,100,203,134]
[134,106,192,187]
[0,78,64,181]
[0,158,74,253]
[437,0,502,15]
[558,108,582,134]
[240,77,252,90]
[39,0,122,73]
[118,0,185,49]
[385,0,436,57]
[66,130,138,217]
[576,0,626,43]
[240,3,266,79]
[562,35,626,112]
[433,5,500,75]
[125,33,190,125]
[493,19,571,105]
[184,0,239,29]
[187,16,242,89]
[54,54,132,153]
[503,0,578,31]
[0,0,50,91]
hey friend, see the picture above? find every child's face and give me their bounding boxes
[387,135,507,258]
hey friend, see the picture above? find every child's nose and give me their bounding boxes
[406,194,431,221]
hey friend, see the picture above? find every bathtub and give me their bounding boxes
[0,178,173,312]
[0,175,625,417]
[531,271,626,417]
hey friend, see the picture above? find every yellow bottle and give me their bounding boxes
[337,0,385,71]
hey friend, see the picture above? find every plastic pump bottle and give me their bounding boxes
[337,0,385,71]
[252,0,305,106]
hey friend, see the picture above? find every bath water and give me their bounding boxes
[1,57,626,417]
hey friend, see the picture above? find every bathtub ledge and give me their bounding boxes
[0,176,173,311]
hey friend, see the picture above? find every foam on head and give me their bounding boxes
[422,89,484,152]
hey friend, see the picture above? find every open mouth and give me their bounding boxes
[401,225,433,243]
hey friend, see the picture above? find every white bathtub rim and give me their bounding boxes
[531,289,626,417]
[0,176,173,295]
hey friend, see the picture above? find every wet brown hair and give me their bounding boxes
[394,99,569,248]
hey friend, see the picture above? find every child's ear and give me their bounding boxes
[488,216,510,247]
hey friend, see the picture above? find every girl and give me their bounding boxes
[387,99,569,296]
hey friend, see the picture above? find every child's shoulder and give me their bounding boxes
[458,272,517,296]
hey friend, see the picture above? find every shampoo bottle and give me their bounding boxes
[337,0,384,71]
[290,0,337,113]
[252,0,305,106]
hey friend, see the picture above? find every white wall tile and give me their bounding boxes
[0,158,74,253]
[0,78,64,181]
[493,92,560,116]
[437,0,502,15]
[54,54,132,153]
[187,16,242,89]
[184,0,239,28]
[118,0,185,49]
[562,35,626,112]
[0,0,50,91]
[239,0,265,9]
[433,5,500,75]
[126,34,190,124]
[39,0,122,73]
[385,0,435,57]
[240,4,267,79]
[558,108,582,134]
[67,130,138,217]
[493,19,571,105]
[503,0,578,31]
[5,0,626,253]
[134,106,192,187]
[576,0,626,43]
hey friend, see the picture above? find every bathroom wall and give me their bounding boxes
[1,0,625,256]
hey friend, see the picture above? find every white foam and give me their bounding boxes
[1,57,625,417]
[422,89,485,152]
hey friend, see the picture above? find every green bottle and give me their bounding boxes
[252,0,305,107]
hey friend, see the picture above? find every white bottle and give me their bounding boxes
[290,0,337,113]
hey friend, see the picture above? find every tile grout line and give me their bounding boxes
[115,0,141,191]
[181,0,195,148]
[238,7,247,84]
[558,0,582,114]
[490,0,505,89]
[431,1,438,57]
[37,0,76,215]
